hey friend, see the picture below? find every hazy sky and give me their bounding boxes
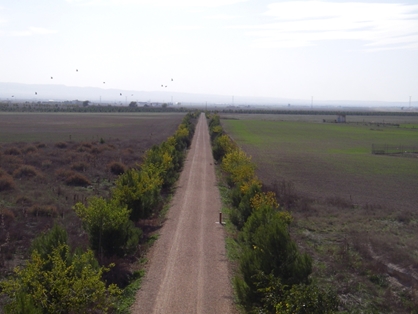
[0,0,417,102]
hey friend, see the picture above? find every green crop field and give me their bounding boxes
[221,113,418,313]
[223,117,418,211]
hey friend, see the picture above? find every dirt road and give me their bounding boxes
[132,113,236,314]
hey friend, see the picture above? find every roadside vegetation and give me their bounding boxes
[0,112,198,313]
[208,113,338,313]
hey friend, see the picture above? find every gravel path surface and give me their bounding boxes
[131,113,236,314]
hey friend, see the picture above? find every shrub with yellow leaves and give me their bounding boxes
[222,149,256,186]
[250,191,279,211]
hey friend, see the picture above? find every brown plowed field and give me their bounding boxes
[0,112,184,277]
[132,113,236,314]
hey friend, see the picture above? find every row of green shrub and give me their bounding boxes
[208,113,339,313]
[0,112,197,313]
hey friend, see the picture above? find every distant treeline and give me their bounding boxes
[1,102,417,116]
[0,103,188,113]
[218,108,418,116]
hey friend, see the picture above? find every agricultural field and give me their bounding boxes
[0,112,185,279]
[221,113,418,313]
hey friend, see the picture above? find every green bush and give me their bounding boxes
[0,245,120,313]
[256,273,339,314]
[113,167,162,221]
[143,142,177,188]
[30,224,68,266]
[1,225,120,313]
[230,183,261,229]
[238,212,312,298]
[3,292,42,314]
[74,197,142,257]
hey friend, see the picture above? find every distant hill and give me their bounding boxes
[0,82,415,108]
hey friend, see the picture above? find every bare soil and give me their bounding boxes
[132,113,236,314]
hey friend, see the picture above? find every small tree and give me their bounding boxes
[222,149,256,187]
[113,166,162,221]
[255,272,339,314]
[235,208,312,306]
[0,227,120,313]
[74,197,141,258]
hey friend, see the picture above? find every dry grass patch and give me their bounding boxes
[55,168,75,180]
[27,204,58,217]
[1,208,15,224]
[22,145,37,154]
[13,165,42,178]
[76,142,95,153]
[55,142,67,149]
[71,162,88,172]
[124,148,134,154]
[91,147,100,154]
[41,159,53,169]
[0,170,16,192]
[15,195,33,206]
[65,173,91,186]
[108,161,126,175]
[3,147,21,155]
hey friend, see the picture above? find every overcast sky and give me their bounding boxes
[0,0,417,102]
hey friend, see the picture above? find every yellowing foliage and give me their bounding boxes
[0,245,120,313]
[74,197,130,232]
[277,211,293,225]
[250,191,279,210]
[175,124,189,141]
[240,177,262,195]
[211,125,223,135]
[216,134,235,154]
[222,149,256,185]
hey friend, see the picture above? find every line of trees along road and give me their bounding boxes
[0,112,198,313]
[208,113,339,313]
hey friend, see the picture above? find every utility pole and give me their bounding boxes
[311,96,313,109]
[410,96,412,109]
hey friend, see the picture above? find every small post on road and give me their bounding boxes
[219,212,222,225]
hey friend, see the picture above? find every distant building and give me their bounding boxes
[337,114,346,123]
